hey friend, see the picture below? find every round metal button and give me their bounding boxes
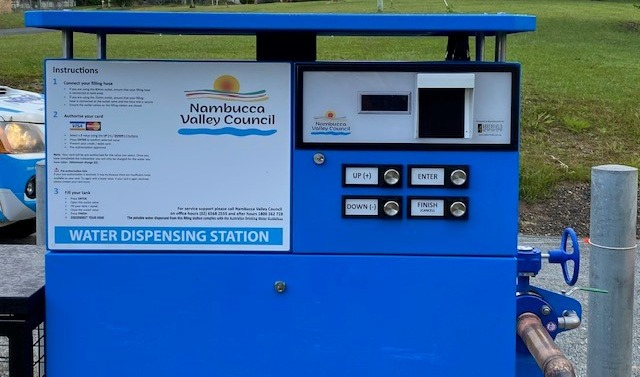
[383,201,400,217]
[449,201,467,217]
[383,169,400,186]
[450,169,467,186]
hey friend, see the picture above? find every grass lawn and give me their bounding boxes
[1,0,639,201]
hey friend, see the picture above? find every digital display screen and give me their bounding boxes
[360,94,410,113]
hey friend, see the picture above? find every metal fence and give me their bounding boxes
[11,0,75,10]
[0,324,45,377]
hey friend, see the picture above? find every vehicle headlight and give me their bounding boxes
[0,122,44,154]
[25,176,36,199]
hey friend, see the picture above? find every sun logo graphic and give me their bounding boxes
[184,75,269,102]
[314,110,346,121]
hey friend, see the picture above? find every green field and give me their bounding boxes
[1,0,639,201]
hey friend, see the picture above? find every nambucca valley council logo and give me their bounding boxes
[310,110,351,136]
[178,75,276,137]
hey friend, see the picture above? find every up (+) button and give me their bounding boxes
[383,168,401,186]
[343,165,403,187]
[344,166,379,186]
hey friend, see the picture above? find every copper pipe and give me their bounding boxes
[517,313,576,377]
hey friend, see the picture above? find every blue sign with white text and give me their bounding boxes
[55,226,283,246]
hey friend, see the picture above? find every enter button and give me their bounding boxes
[410,167,445,186]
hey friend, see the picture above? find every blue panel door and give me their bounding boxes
[46,253,516,377]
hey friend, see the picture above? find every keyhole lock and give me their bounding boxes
[274,281,287,294]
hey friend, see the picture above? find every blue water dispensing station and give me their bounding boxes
[26,11,582,377]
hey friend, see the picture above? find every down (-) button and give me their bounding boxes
[383,200,400,217]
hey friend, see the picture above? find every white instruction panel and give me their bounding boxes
[45,60,291,251]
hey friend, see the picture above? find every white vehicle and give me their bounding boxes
[0,86,45,237]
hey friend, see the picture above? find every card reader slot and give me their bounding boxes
[417,88,466,138]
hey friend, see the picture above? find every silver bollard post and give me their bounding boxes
[587,164,637,377]
[36,160,46,246]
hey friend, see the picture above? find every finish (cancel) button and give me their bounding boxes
[410,199,444,217]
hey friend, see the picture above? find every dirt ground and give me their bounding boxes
[519,182,591,237]
[519,181,640,238]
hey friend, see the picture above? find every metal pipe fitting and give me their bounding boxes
[517,313,576,377]
[557,310,580,331]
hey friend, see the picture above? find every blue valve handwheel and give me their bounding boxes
[548,228,580,286]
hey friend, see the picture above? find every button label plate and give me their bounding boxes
[344,167,379,185]
[411,167,445,186]
[410,199,445,217]
[407,196,469,220]
[344,198,379,216]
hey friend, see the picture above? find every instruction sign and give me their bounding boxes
[45,60,291,251]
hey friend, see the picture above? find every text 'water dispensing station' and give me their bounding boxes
[26,11,582,377]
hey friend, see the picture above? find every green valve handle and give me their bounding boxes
[579,287,608,293]
[563,286,609,296]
